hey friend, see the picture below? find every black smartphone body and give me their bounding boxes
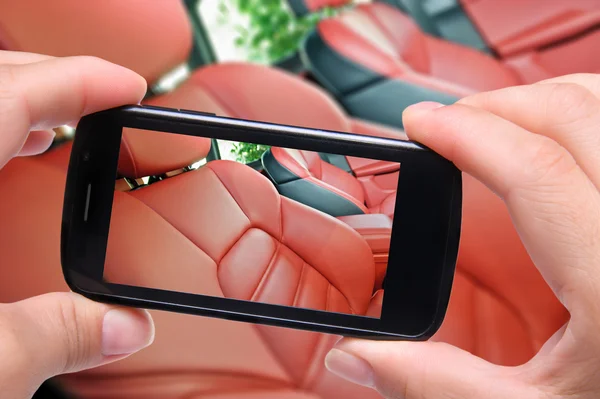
[61,105,461,339]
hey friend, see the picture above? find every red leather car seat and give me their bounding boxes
[110,123,378,319]
[0,1,568,398]
[289,0,526,127]
[262,146,397,218]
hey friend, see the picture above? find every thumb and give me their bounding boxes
[325,339,538,399]
[0,292,154,397]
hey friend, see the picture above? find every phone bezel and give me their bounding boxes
[61,105,462,339]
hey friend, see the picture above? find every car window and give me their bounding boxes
[216,139,270,163]
[198,0,344,64]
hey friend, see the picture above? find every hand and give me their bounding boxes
[0,51,155,398]
[325,74,600,398]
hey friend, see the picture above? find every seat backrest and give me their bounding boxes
[273,148,365,203]
[263,147,369,217]
[309,0,520,93]
[110,124,376,317]
[289,0,521,127]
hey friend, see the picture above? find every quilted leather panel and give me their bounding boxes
[219,228,279,301]
[132,166,252,262]
[252,244,305,306]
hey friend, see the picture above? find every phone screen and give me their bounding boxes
[103,128,400,319]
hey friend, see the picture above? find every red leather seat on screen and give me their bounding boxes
[109,126,377,320]
[0,0,568,398]
[290,0,524,127]
[262,147,397,218]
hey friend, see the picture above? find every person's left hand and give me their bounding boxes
[0,50,155,399]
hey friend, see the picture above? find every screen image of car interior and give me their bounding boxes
[104,129,399,319]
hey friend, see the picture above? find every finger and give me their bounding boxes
[16,130,55,156]
[537,73,600,98]
[0,55,147,168]
[0,50,54,65]
[325,339,539,399]
[6,55,147,129]
[458,79,600,188]
[403,102,600,311]
[0,293,154,398]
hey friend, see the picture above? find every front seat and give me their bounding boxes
[261,145,399,218]
[290,0,524,127]
[0,0,568,398]
[109,124,379,321]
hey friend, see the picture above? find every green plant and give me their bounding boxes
[218,0,338,64]
[231,141,271,163]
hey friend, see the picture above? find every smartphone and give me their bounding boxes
[61,105,461,339]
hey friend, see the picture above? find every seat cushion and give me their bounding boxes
[316,2,521,95]
[368,192,396,219]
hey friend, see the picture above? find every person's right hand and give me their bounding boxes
[325,74,600,398]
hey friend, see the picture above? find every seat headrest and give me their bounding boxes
[118,127,211,179]
[0,0,192,85]
[287,0,351,16]
[116,81,228,179]
[189,62,350,132]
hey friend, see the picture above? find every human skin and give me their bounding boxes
[326,74,600,399]
[0,51,155,399]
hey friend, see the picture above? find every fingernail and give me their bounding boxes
[325,348,375,388]
[17,130,56,157]
[405,101,445,114]
[102,309,155,356]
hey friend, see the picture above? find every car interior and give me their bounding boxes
[293,0,600,127]
[0,0,596,397]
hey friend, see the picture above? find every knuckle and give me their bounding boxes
[523,137,578,185]
[374,351,423,399]
[0,305,35,372]
[0,304,22,350]
[52,293,90,372]
[0,64,16,98]
[0,65,17,120]
[69,55,104,67]
[546,83,600,124]
[376,377,408,399]
[0,64,28,133]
